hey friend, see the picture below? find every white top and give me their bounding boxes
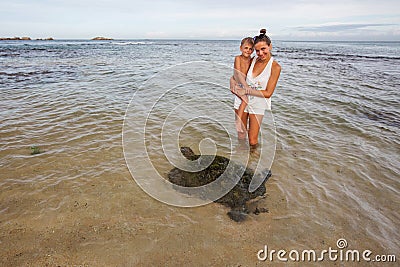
[246,56,273,112]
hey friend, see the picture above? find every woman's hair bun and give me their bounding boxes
[254,28,272,45]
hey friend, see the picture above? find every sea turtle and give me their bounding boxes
[168,147,271,222]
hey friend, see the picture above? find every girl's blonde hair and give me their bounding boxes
[241,37,254,47]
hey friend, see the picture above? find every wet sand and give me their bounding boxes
[1,142,397,266]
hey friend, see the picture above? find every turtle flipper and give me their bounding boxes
[180,146,198,160]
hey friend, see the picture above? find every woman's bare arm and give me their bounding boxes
[230,76,237,93]
[245,61,281,98]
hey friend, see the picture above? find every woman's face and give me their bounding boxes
[255,41,271,60]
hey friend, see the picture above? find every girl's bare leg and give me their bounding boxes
[235,102,247,133]
[235,109,248,140]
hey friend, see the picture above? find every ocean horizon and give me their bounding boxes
[2,36,400,42]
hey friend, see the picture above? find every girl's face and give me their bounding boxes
[240,42,254,58]
[255,41,271,60]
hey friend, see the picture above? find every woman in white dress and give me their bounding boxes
[232,29,281,149]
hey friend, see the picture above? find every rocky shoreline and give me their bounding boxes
[0,37,54,41]
[0,36,114,41]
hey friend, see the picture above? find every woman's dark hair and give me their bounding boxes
[254,28,271,45]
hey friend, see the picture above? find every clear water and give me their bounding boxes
[0,40,399,265]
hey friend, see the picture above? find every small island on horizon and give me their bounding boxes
[91,36,113,40]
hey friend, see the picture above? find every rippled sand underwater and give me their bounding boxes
[0,40,399,266]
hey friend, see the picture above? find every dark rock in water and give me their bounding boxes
[228,207,248,222]
[254,207,269,215]
[168,147,271,222]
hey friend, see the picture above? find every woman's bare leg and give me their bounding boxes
[248,114,264,148]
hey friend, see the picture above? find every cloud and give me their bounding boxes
[294,23,397,32]
[1,0,399,40]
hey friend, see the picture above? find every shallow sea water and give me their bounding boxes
[0,40,399,266]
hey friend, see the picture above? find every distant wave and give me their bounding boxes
[113,41,154,45]
[277,48,400,60]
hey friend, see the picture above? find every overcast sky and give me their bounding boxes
[1,0,399,40]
